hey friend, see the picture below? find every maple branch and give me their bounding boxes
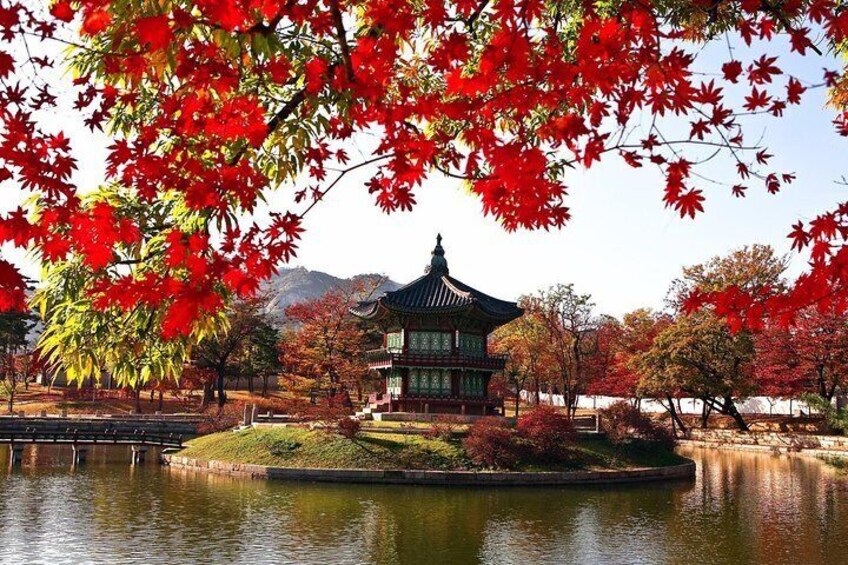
[329,0,355,82]
[433,160,488,181]
[467,0,491,33]
[300,154,393,217]
[759,0,824,56]
[228,88,307,166]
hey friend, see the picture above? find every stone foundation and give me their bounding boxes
[682,428,848,457]
[161,454,696,486]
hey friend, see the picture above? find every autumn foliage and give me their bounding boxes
[463,417,521,469]
[336,416,361,440]
[599,401,675,449]
[2,0,848,389]
[516,405,576,463]
[464,406,577,469]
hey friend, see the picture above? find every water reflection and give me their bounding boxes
[0,444,847,564]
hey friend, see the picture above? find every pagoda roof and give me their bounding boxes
[350,235,523,325]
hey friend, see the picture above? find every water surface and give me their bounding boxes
[0,444,846,564]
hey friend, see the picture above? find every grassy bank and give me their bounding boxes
[178,427,687,472]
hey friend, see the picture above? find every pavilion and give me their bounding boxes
[350,235,523,416]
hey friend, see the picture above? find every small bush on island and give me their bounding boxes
[336,417,361,440]
[424,416,458,441]
[463,417,521,469]
[599,401,676,450]
[465,408,578,469]
[516,405,576,463]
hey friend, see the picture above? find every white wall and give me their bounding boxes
[519,391,818,416]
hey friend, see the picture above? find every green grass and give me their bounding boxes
[178,427,687,472]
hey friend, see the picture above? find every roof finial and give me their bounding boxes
[427,233,449,275]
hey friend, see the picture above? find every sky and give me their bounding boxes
[2,31,847,318]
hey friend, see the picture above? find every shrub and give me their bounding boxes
[424,416,457,441]
[336,417,361,440]
[802,393,848,435]
[599,401,675,450]
[463,417,521,469]
[516,405,576,463]
[197,402,243,434]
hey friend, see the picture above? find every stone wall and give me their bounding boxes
[683,428,848,457]
[161,454,696,486]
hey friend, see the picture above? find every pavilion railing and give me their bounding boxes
[365,349,508,370]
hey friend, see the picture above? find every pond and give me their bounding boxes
[0,444,847,564]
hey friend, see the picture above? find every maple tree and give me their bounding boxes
[524,284,600,417]
[635,310,756,430]
[490,300,556,413]
[283,284,371,397]
[634,245,788,430]
[587,309,672,404]
[755,305,848,400]
[0,310,37,412]
[195,295,277,407]
[1,0,848,389]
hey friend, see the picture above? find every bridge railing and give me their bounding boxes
[0,428,183,448]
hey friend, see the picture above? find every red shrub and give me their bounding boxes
[599,401,675,450]
[517,405,576,463]
[336,417,361,440]
[424,416,457,441]
[463,417,520,470]
[197,402,243,434]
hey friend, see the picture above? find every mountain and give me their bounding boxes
[262,266,402,315]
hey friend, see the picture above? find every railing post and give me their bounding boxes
[131,445,147,466]
[72,444,87,466]
[9,443,23,466]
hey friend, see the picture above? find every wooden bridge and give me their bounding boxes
[2,427,184,466]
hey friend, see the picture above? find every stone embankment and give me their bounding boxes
[682,428,848,458]
[161,454,696,486]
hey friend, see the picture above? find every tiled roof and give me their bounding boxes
[350,236,522,323]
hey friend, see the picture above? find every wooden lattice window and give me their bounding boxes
[409,331,452,354]
[458,333,485,354]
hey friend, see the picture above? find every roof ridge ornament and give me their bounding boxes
[426,233,449,275]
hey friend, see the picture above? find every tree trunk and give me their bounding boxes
[666,395,687,435]
[158,390,164,412]
[261,376,269,397]
[723,397,749,431]
[134,389,142,414]
[7,388,14,415]
[514,382,521,419]
[701,401,712,429]
[216,369,227,408]
[247,375,255,395]
[200,381,214,411]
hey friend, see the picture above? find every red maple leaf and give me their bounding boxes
[82,9,111,35]
[674,189,705,219]
[722,60,743,83]
[0,50,12,79]
[134,15,173,52]
[49,1,75,23]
